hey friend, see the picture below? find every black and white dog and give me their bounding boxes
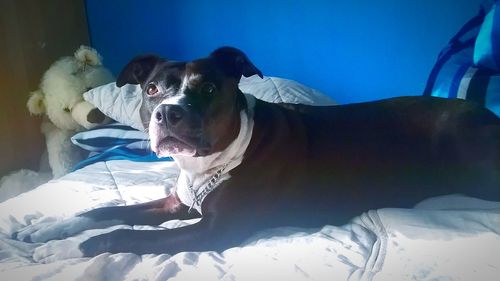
[17,47,500,262]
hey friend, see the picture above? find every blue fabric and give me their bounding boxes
[72,146,172,171]
[485,74,500,113]
[424,40,477,99]
[71,122,150,152]
[423,9,485,97]
[76,137,146,148]
[474,1,500,71]
[448,63,473,99]
[424,1,500,118]
[71,122,173,171]
[85,123,136,131]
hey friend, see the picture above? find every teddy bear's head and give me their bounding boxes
[26,46,114,131]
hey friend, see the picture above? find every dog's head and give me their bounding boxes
[117,47,262,157]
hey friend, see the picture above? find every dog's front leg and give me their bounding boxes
[33,216,226,262]
[79,193,198,225]
[17,193,198,243]
[80,220,213,256]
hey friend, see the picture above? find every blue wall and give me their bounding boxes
[86,0,483,104]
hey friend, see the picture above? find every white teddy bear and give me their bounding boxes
[26,45,114,178]
[0,46,114,201]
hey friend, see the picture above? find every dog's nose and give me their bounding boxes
[154,104,185,126]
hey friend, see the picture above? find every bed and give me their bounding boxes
[1,2,500,280]
[1,158,499,281]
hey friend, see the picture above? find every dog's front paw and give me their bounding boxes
[33,238,85,263]
[15,217,95,243]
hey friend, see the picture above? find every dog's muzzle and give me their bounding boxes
[150,104,208,157]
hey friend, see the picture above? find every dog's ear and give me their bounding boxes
[210,47,263,80]
[116,55,164,87]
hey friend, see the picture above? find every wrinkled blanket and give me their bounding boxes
[0,160,498,281]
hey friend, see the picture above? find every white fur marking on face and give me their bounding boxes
[149,93,196,157]
[159,95,184,106]
[180,73,203,93]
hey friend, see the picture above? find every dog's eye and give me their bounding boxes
[201,83,216,95]
[63,107,71,113]
[146,84,159,96]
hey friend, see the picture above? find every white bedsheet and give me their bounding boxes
[0,160,499,281]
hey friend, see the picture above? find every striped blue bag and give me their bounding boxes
[424,0,500,117]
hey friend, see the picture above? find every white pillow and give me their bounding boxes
[84,75,335,131]
[239,75,335,105]
[84,83,144,131]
